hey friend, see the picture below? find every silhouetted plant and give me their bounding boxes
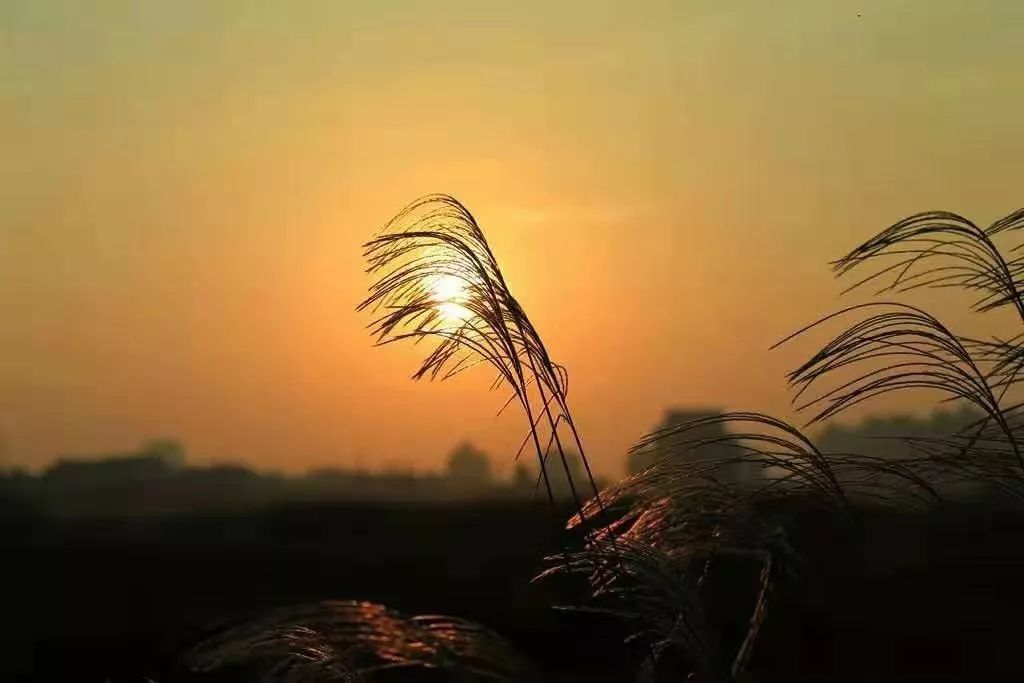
[357,194,601,519]
[781,208,1024,480]
[831,209,1024,315]
[546,207,1024,681]
[537,537,727,682]
[177,600,535,682]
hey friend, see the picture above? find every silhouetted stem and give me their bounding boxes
[730,553,772,680]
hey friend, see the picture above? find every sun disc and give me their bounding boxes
[430,274,467,303]
[427,274,472,324]
[437,301,472,322]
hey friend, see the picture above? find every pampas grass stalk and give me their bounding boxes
[357,194,602,520]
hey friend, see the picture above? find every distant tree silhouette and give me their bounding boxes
[816,405,992,500]
[817,406,982,457]
[0,427,8,471]
[542,448,590,500]
[141,438,186,468]
[513,461,534,490]
[446,441,492,486]
[629,408,755,483]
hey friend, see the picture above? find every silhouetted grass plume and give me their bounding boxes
[542,206,1024,681]
[356,194,601,519]
[176,600,535,682]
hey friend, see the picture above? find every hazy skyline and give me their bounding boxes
[3,1,1023,475]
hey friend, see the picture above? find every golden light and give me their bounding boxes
[428,274,472,324]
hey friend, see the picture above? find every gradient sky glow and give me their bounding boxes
[3,1,1023,475]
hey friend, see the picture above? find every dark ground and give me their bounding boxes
[2,499,1024,682]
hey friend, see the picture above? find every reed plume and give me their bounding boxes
[547,207,1024,680]
[357,194,600,518]
[537,537,727,682]
[781,208,1024,473]
[549,413,847,681]
[177,600,535,682]
[831,209,1024,316]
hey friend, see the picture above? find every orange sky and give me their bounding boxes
[2,1,1023,475]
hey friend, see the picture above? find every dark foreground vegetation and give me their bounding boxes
[2,499,1024,682]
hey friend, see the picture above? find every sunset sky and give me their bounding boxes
[3,1,1023,476]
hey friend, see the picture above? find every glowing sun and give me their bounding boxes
[428,274,472,324]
